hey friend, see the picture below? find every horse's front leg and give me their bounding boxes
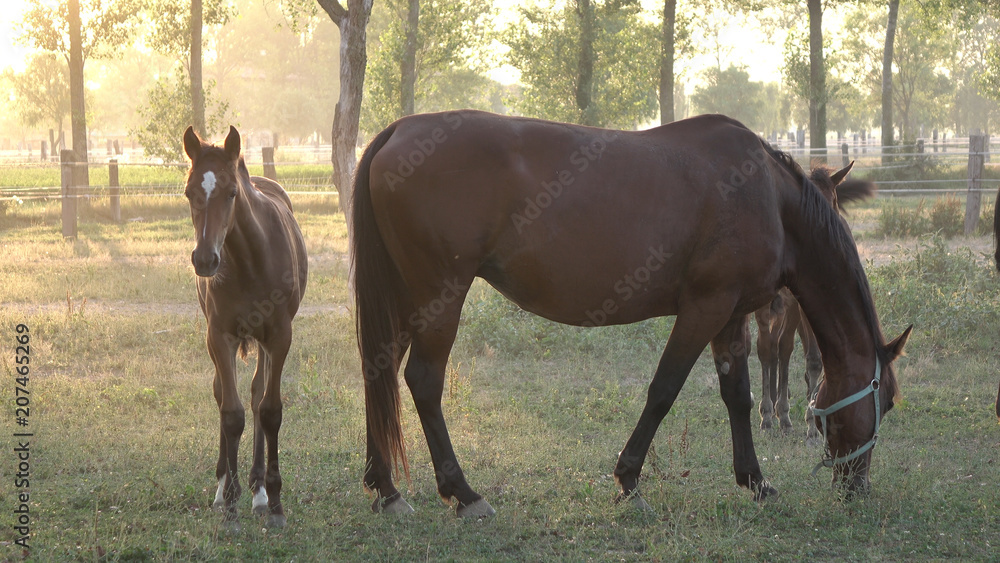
[711,315,776,500]
[209,329,245,529]
[614,301,733,509]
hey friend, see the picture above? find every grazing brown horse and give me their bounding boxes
[352,110,911,516]
[755,167,876,445]
[183,126,307,530]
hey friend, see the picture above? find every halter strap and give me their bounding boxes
[810,359,882,476]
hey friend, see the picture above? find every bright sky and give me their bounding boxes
[0,0,31,73]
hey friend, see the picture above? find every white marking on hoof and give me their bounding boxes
[201,171,217,198]
[252,489,269,516]
[213,477,226,510]
[265,514,287,529]
[456,498,496,518]
[380,496,415,515]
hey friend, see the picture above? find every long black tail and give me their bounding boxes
[350,123,410,480]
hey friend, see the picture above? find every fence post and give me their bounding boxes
[262,146,276,180]
[60,150,78,239]
[40,141,47,162]
[841,143,849,167]
[964,132,985,235]
[109,159,120,223]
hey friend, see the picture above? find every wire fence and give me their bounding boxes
[1,137,997,205]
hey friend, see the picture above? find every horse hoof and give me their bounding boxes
[252,490,269,516]
[265,514,287,529]
[373,496,415,515]
[456,498,495,518]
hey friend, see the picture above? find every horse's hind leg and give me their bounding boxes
[208,329,244,529]
[712,316,775,500]
[253,329,291,528]
[754,305,776,430]
[775,302,798,433]
[402,283,493,517]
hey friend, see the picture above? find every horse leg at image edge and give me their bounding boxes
[711,316,776,500]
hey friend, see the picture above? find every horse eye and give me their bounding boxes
[229,190,237,199]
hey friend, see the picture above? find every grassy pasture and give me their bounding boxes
[1,195,1000,562]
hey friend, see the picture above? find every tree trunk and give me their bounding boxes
[68,0,89,202]
[659,0,676,125]
[191,0,206,136]
[400,0,418,116]
[881,0,899,164]
[807,0,826,162]
[319,0,374,223]
[575,0,596,126]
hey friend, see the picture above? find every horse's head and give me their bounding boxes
[183,125,244,278]
[811,325,911,496]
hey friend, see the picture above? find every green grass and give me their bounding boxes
[1,197,1000,561]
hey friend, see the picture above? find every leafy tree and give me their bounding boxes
[211,0,340,140]
[842,2,954,143]
[136,0,232,148]
[361,0,497,136]
[504,0,659,129]
[691,65,764,130]
[130,67,231,162]
[283,0,375,217]
[3,53,71,136]
[18,0,143,164]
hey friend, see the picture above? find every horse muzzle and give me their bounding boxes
[192,246,221,278]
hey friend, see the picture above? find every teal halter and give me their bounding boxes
[810,359,882,477]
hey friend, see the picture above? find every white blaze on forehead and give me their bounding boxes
[201,171,217,198]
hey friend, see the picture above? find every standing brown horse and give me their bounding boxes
[352,110,910,516]
[755,166,876,445]
[183,126,307,530]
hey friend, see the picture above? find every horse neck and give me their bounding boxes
[221,177,267,276]
[785,219,879,387]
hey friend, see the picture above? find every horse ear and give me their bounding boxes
[183,126,202,162]
[830,161,855,186]
[224,126,241,161]
[885,324,913,362]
